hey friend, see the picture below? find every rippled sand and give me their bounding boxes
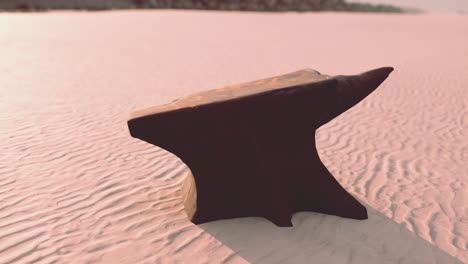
[0,10,467,264]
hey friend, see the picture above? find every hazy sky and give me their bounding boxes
[349,0,468,13]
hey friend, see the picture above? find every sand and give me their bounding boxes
[0,10,467,264]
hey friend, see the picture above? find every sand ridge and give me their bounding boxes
[0,10,467,264]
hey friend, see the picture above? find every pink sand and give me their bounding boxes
[0,10,467,264]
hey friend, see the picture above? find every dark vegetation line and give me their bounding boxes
[1,0,419,13]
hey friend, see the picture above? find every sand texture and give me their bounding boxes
[0,10,467,264]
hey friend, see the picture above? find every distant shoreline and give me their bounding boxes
[0,0,419,13]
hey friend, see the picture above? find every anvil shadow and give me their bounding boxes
[197,203,462,264]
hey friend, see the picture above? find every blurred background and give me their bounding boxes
[2,0,465,13]
[2,0,467,14]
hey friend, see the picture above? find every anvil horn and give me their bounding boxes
[317,67,394,127]
[339,67,394,111]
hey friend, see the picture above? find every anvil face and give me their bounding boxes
[128,67,393,227]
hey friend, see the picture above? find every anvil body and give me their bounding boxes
[128,67,393,227]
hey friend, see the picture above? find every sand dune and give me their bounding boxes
[0,10,467,263]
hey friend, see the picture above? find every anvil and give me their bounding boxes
[128,67,393,227]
